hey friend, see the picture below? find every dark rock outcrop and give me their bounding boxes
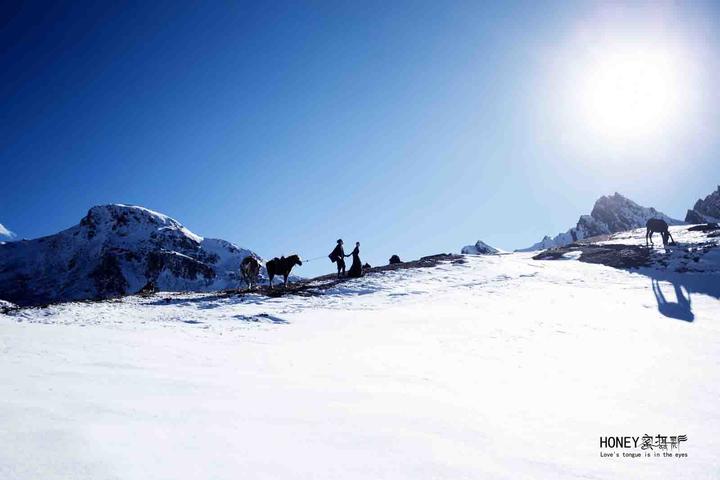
[685,186,720,223]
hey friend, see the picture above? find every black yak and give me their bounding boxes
[240,256,261,290]
[266,254,302,289]
[646,219,675,246]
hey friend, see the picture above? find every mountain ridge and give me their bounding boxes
[0,204,260,306]
[516,193,684,252]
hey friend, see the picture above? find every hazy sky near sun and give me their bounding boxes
[2,1,720,275]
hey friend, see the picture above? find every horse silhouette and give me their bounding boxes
[645,219,675,246]
[240,256,261,290]
[266,254,302,289]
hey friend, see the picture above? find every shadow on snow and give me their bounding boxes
[638,269,720,322]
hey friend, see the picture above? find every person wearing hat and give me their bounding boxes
[329,238,348,278]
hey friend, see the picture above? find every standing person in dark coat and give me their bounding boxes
[347,242,363,278]
[329,239,348,278]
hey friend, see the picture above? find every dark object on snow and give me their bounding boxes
[388,254,401,265]
[0,300,18,314]
[348,242,363,278]
[687,223,720,232]
[329,239,347,278]
[138,281,157,296]
[240,256,261,290]
[532,249,568,261]
[577,244,650,269]
[646,219,675,246]
[533,244,651,269]
[266,254,302,289]
[363,263,372,269]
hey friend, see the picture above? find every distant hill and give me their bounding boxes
[461,240,500,255]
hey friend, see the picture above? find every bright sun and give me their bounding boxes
[577,47,685,142]
[547,4,707,156]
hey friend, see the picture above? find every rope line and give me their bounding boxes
[302,255,328,263]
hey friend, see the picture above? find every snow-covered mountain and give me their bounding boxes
[517,193,684,251]
[0,204,260,306]
[0,223,15,246]
[685,185,720,223]
[461,240,499,255]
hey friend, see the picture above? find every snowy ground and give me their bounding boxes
[1,227,719,479]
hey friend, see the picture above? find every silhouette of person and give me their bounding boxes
[348,242,363,278]
[330,239,347,278]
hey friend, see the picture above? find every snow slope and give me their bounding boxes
[1,226,719,479]
[0,204,260,306]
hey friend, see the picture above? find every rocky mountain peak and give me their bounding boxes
[461,240,500,255]
[685,186,720,224]
[518,193,683,252]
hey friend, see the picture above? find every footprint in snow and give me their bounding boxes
[232,313,289,324]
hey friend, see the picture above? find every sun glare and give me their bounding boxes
[577,46,685,142]
[545,7,709,159]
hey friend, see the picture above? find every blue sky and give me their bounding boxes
[2,1,719,276]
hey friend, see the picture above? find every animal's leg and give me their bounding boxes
[268,274,274,290]
[668,231,675,245]
[284,275,289,287]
